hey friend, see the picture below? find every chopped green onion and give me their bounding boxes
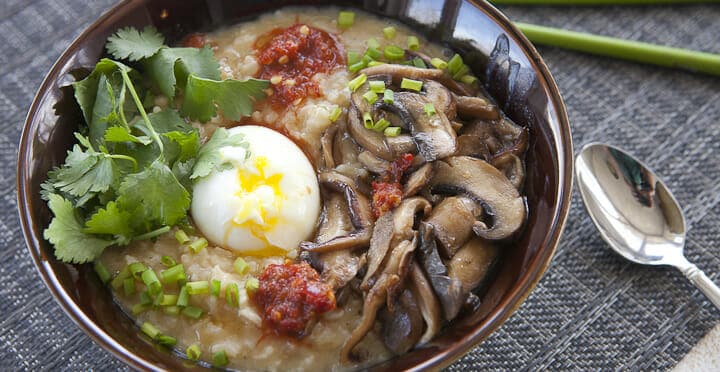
[365,46,382,60]
[369,80,385,93]
[160,264,186,285]
[188,238,208,253]
[245,278,260,294]
[212,350,229,368]
[347,50,361,65]
[373,118,391,132]
[348,61,366,73]
[141,269,162,296]
[157,335,177,346]
[367,61,385,67]
[447,54,464,75]
[361,54,373,65]
[366,37,380,49]
[384,45,405,60]
[338,11,355,29]
[174,230,190,244]
[407,36,420,51]
[123,277,136,296]
[348,73,367,92]
[160,255,176,268]
[186,344,202,361]
[128,262,147,281]
[399,60,414,66]
[163,305,180,315]
[383,26,397,40]
[110,267,130,290]
[211,279,221,297]
[94,261,111,284]
[452,64,470,80]
[226,283,239,307]
[430,57,448,69]
[182,306,204,319]
[424,103,436,116]
[139,291,153,306]
[159,294,178,306]
[412,57,427,68]
[362,90,378,105]
[234,257,249,275]
[186,281,210,295]
[384,126,401,137]
[177,285,189,307]
[132,303,150,315]
[460,74,478,85]
[401,78,423,92]
[383,89,394,104]
[362,112,374,129]
[329,106,342,122]
[141,322,161,339]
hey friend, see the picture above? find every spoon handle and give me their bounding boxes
[681,263,720,310]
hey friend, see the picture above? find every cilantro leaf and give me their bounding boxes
[164,131,200,163]
[191,128,248,180]
[117,160,190,230]
[144,46,220,99]
[44,194,114,264]
[181,76,269,122]
[84,201,133,243]
[46,144,118,197]
[106,26,165,62]
[104,126,152,145]
[73,59,120,126]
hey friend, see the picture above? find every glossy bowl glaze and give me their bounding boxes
[17,0,573,370]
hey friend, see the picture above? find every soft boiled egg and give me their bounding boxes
[191,125,320,256]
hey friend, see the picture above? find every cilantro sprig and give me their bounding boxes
[43,27,269,263]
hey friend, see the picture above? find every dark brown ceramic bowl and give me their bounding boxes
[17,0,572,370]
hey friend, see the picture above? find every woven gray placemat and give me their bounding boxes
[1,1,718,370]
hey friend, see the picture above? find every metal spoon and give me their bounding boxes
[576,142,720,309]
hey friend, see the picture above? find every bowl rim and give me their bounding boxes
[16,0,573,370]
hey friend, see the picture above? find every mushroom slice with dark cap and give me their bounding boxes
[357,151,390,174]
[320,124,338,170]
[360,64,444,85]
[348,104,395,161]
[428,156,526,240]
[403,163,433,197]
[446,238,499,295]
[491,152,525,191]
[300,171,373,252]
[422,80,456,120]
[408,261,443,344]
[379,288,424,355]
[455,134,492,160]
[454,95,500,120]
[425,196,483,257]
[416,222,464,320]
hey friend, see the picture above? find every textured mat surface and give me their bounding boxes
[1,1,718,370]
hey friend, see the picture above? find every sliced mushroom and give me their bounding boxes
[428,156,526,240]
[455,134,492,160]
[423,80,456,120]
[360,64,444,86]
[348,104,395,161]
[403,163,433,197]
[362,212,394,291]
[357,151,389,174]
[425,196,483,257]
[320,125,338,170]
[408,261,443,344]
[491,152,525,191]
[300,171,373,252]
[455,95,500,120]
[386,134,418,155]
[379,288,424,355]
[446,238,498,294]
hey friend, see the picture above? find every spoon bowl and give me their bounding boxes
[576,142,720,309]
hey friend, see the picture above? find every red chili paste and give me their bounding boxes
[251,261,336,337]
[371,153,415,218]
[254,24,345,108]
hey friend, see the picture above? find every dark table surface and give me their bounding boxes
[2,0,718,370]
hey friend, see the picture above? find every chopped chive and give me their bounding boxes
[160,255,176,268]
[347,50,361,65]
[226,283,239,307]
[367,61,385,67]
[338,11,355,29]
[188,238,208,253]
[384,126,401,137]
[366,37,380,49]
[407,36,420,51]
[157,335,177,346]
[447,54,464,75]
[160,264,186,284]
[362,112,374,129]
[141,269,162,296]
[362,90,378,105]
[460,74,478,85]
[401,78,423,92]
[424,103,436,116]
[141,322,161,339]
[182,305,204,319]
[94,261,111,284]
[329,106,342,122]
[412,57,427,68]
[163,305,180,315]
[174,230,190,244]
[177,285,189,307]
[430,57,448,69]
[348,61,366,73]
[139,291,153,306]
[373,118,391,132]
[128,262,147,281]
[123,277,136,296]
[211,279,221,297]
[159,294,178,306]
[348,73,367,92]
[245,278,260,294]
[110,267,130,290]
[212,350,229,368]
[234,257,249,275]
[383,26,397,40]
[186,344,202,361]
[452,64,470,80]
[369,80,385,93]
[365,46,383,60]
[186,281,210,295]
[383,89,394,104]
[384,45,405,60]
[132,303,150,315]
